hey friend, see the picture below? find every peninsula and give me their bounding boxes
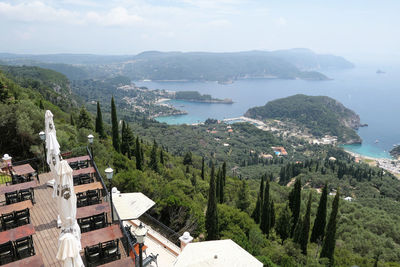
[173,91,233,104]
[244,94,362,144]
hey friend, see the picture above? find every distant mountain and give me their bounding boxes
[245,94,361,144]
[121,50,335,82]
[271,48,354,70]
[0,49,353,82]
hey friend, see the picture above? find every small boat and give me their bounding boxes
[375,139,379,143]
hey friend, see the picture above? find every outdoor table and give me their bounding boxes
[76,202,110,219]
[0,223,35,244]
[74,181,103,194]
[81,224,123,248]
[0,200,32,216]
[73,167,96,176]
[66,155,90,163]
[98,257,134,266]
[2,254,44,267]
[0,180,38,195]
[12,164,36,176]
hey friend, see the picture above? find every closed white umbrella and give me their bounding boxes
[55,160,83,267]
[44,110,84,267]
[45,110,61,197]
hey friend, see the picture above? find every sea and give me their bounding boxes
[135,64,400,159]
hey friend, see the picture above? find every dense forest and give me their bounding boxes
[245,94,362,143]
[1,66,400,266]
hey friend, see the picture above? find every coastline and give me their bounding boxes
[343,149,400,176]
[155,98,171,104]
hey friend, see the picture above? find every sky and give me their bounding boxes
[0,0,399,62]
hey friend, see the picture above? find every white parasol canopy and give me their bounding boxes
[44,110,84,267]
[173,239,263,267]
[112,192,155,220]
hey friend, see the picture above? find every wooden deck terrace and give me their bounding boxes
[0,172,128,266]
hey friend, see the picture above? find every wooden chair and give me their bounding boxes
[101,239,120,264]
[80,175,92,185]
[18,188,35,204]
[1,212,16,231]
[73,175,80,186]
[15,208,30,226]
[87,190,100,205]
[69,162,79,170]
[0,241,15,264]
[78,217,91,233]
[77,193,88,207]
[78,160,89,169]
[14,236,35,259]
[84,243,102,267]
[91,212,107,230]
[5,191,19,205]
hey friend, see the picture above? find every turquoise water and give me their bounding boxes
[136,65,400,159]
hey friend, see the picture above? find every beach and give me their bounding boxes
[344,149,400,176]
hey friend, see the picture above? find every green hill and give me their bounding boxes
[0,65,79,110]
[121,51,329,82]
[245,94,361,143]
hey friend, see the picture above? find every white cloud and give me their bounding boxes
[0,1,79,23]
[0,1,142,26]
[86,7,143,26]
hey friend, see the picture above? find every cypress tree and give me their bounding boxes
[183,151,193,165]
[293,217,303,244]
[205,163,219,240]
[260,179,270,237]
[135,137,142,171]
[289,178,301,237]
[111,96,120,152]
[121,121,127,155]
[222,162,226,185]
[320,189,340,264]
[160,149,164,165]
[311,184,328,243]
[191,173,197,187]
[251,175,265,224]
[219,170,224,204]
[270,200,275,230]
[95,101,105,139]
[149,140,159,173]
[300,192,312,255]
[201,157,205,180]
[276,204,292,244]
[236,180,250,212]
[216,168,221,202]
[77,106,93,130]
[121,121,134,158]
[70,114,75,126]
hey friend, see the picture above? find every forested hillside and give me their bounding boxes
[245,94,362,143]
[0,65,79,110]
[1,67,400,266]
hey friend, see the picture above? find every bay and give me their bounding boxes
[135,64,400,159]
